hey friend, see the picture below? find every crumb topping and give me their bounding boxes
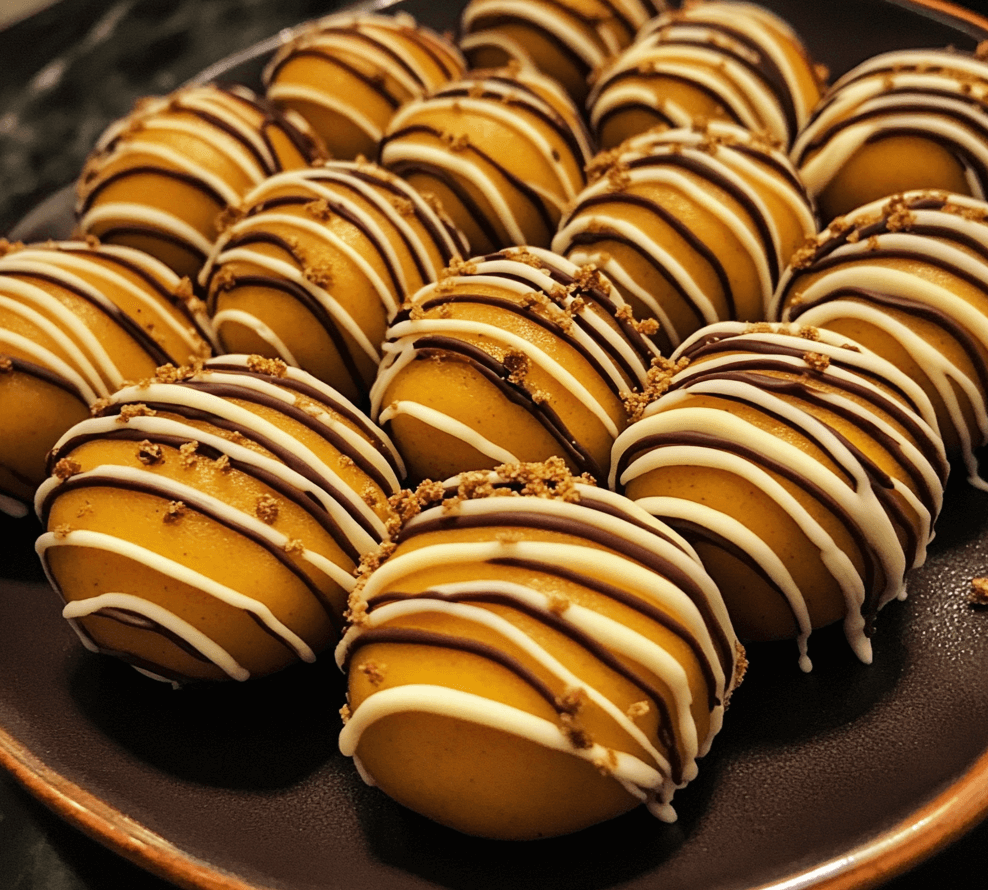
[137,440,164,465]
[53,458,82,480]
[163,500,187,523]
[970,577,988,607]
[247,354,288,377]
[255,493,280,524]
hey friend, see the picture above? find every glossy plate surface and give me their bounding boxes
[2,1,988,889]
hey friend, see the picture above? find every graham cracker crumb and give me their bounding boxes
[137,441,164,465]
[163,501,186,523]
[357,659,387,686]
[53,458,82,480]
[803,351,830,373]
[119,403,157,422]
[179,441,200,468]
[53,524,72,539]
[247,354,288,378]
[0,356,12,373]
[627,701,650,719]
[339,703,351,724]
[556,686,593,749]
[284,538,305,555]
[255,493,280,524]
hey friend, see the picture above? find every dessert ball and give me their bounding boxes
[199,160,469,407]
[263,12,466,160]
[553,122,817,352]
[379,66,593,254]
[0,238,213,518]
[76,83,326,279]
[459,0,667,103]
[773,191,988,490]
[791,48,988,223]
[35,354,404,683]
[370,246,660,485]
[588,1,824,150]
[611,321,948,669]
[337,460,744,839]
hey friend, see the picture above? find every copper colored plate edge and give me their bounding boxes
[0,726,274,890]
[2,0,988,889]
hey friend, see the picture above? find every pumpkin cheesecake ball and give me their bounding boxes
[791,48,988,223]
[773,191,988,489]
[263,12,466,160]
[379,65,593,253]
[199,160,468,407]
[35,355,404,683]
[0,238,213,518]
[337,460,744,839]
[76,83,326,279]
[611,322,948,669]
[370,247,660,485]
[588,1,824,150]
[553,122,817,352]
[459,0,668,103]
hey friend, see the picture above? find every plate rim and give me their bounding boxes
[3,0,988,888]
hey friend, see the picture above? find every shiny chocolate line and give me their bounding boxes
[204,361,402,481]
[358,589,682,779]
[412,292,631,396]
[78,164,227,217]
[43,428,362,563]
[381,122,558,236]
[1,354,92,403]
[97,398,380,547]
[342,624,560,705]
[626,152,780,282]
[3,269,175,368]
[267,47,403,110]
[785,284,988,398]
[408,338,603,479]
[615,427,883,618]
[395,506,735,677]
[566,191,736,319]
[40,470,341,625]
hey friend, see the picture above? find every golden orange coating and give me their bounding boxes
[459,0,668,103]
[0,239,213,517]
[76,83,326,279]
[337,461,743,839]
[199,160,468,407]
[35,355,404,683]
[553,122,817,352]
[611,322,948,669]
[773,191,988,490]
[263,12,466,161]
[588,1,824,150]
[370,247,660,485]
[792,48,988,223]
[378,66,593,253]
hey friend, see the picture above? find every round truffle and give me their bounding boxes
[337,460,743,839]
[263,12,466,160]
[588,1,824,150]
[379,66,593,254]
[791,48,988,223]
[773,191,988,490]
[459,0,667,103]
[610,321,948,669]
[35,354,404,683]
[199,160,469,407]
[370,247,660,485]
[0,238,213,518]
[76,83,326,279]
[553,122,817,352]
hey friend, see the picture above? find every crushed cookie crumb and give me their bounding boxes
[178,441,200,468]
[556,687,592,749]
[339,703,351,724]
[627,701,650,719]
[53,524,72,539]
[118,403,157,423]
[53,458,82,480]
[358,659,387,686]
[213,266,239,292]
[624,355,689,423]
[305,198,334,221]
[247,354,288,378]
[592,748,619,776]
[163,501,187,523]
[0,356,12,373]
[213,454,231,473]
[137,440,164,465]
[547,593,570,615]
[255,494,280,524]
[802,351,830,373]
[502,350,529,385]
[284,538,305,555]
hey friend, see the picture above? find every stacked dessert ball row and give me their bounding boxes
[3,0,988,844]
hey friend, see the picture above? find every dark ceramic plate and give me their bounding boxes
[3,1,988,889]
